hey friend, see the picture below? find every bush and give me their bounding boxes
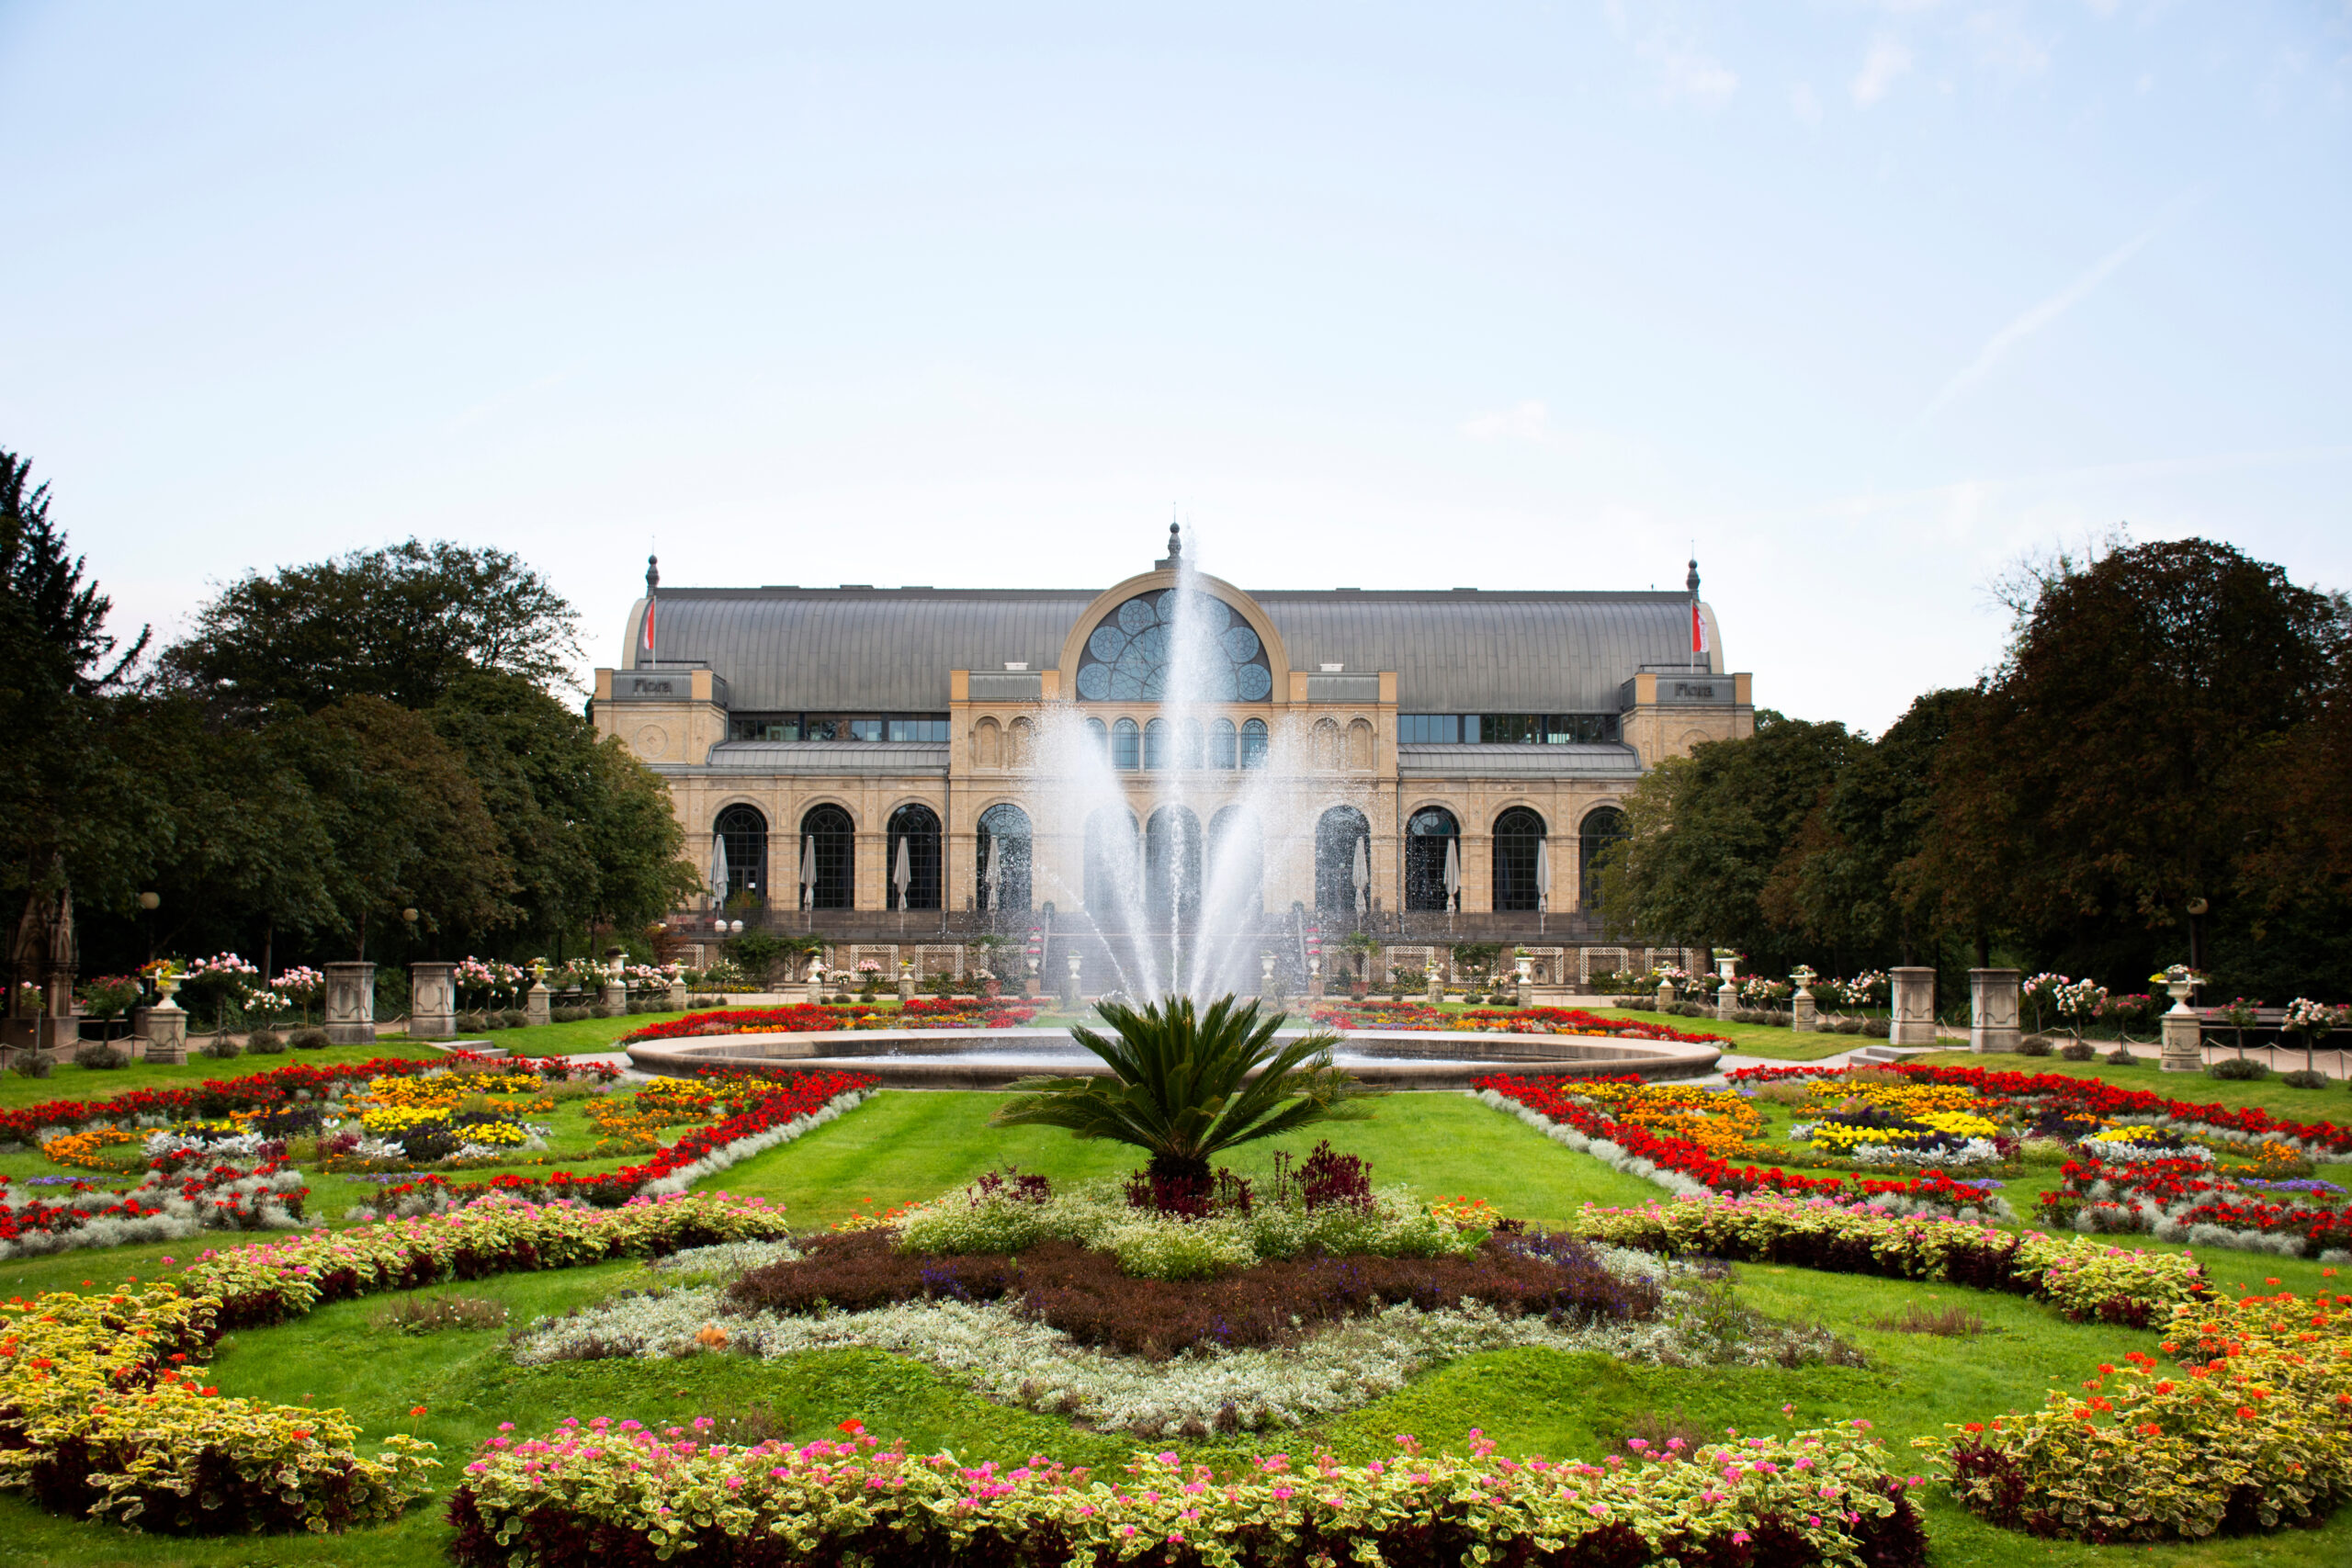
[2205,1055,2268,1080]
[245,1028,288,1054]
[550,1007,589,1023]
[2104,1045,2137,1066]
[2017,1035,2054,1057]
[201,1035,243,1060]
[288,1027,331,1051]
[2058,1042,2098,1062]
[590,1001,620,1020]
[71,1043,129,1070]
[500,1009,529,1029]
[12,1050,52,1077]
[2281,1068,2331,1089]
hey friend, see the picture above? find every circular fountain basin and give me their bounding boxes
[626,1025,1718,1089]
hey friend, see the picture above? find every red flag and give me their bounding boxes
[1691,602,1708,655]
[643,595,656,657]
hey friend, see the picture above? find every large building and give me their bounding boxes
[592,526,1750,983]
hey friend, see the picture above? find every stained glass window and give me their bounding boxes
[1075,591,1272,702]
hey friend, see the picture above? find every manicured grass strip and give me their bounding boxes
[708,1089,1667,1232]
[1907,1048,2352,1122]
[1589,1007,1864,1061]
[0,1040,450,1109]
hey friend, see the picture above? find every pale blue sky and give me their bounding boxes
[3,2,2345,731]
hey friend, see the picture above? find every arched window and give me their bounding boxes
[1210,718,1238,770]
[1314,806,1372,913]
[1085,716,1109,761]
[1312,717,1340,772]
[1207,807,1262,920]
[1007,716,1035,769]
[713,805,767,908]
[1075,589,1273,702]
[1579,807,1630,913]
[798,804,854,910]
[977,803,1033,913]
[1084,808,1139,914]
[1404,807,1460,912]
[1239,718,1269,770]
[972,717,1001,769]
[1147,806,1203,924]
[1142,717,1168,771]
[885,803,942,911]
[1492,807,1547,913]
[1113,717,1141,771]
[1179,718,1204,770]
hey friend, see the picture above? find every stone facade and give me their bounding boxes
[593,554,1755,942]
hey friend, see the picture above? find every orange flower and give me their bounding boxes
[410,1404,428,1417]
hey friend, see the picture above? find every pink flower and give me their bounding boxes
[1732,1532,1751,1545]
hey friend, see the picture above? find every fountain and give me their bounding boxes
[628,528,1720,1089]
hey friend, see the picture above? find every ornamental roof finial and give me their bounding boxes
[1169,517,1182,560]
[1685,555,1700,597]
[647,554,661,593]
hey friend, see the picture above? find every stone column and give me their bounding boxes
[2160,987,2204,1073]
[524,980,551,1028]
[1968,968,2020,1055]
[135,1001,188,1064]
[323,961,377,1045]
[1791,971,1818,1033]
[1063,951,1083,1009]
[666,978,688,1012]
[410,962,457,1038]
[1307,956,1324,1000]
[1714,973,1738,1022]
[806,960,826,1006]
[1890,966,1937,1046]
[896,970,915,1002]
[1656,978,1675,1012]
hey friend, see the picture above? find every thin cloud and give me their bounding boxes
[1911,220,2169,430]
[1461,400,1554,445]
[1851,37,1915,105]
[1790,82,1823,124]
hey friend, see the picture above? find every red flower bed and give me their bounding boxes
[2041,1156,2352,1252]
[622,998,1042,1043]
[1313,1004,1727,1046]
[0,1054,615,1149]
[365,1067,876,1210]
[1476,1075,1989,1212]
[1722,1062,2352,1156]
[0,1154,307,1246]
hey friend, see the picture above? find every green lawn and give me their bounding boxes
[3,1062,2350,1564]
[1583,1006,1862,1060]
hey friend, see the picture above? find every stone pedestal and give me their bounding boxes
[1715,978,1737,1022]
[324,962,377,1045]
[1969,968,2021,1055]
[1062,954,1082,1010]
[1426,972,1443,1006]
[1890,966,1937,1046]
[1308,959,1324,1000]
[600,979,627,1016]
[1024,977,1041,998]
[2161,989,2204,1073]
[135,1000,188,1064]
[1656,980,1675,1012]
[1792,992,1817,1032]
[666,979,688,1012]
[896,976,915,1002]
[524,982,551,1028]
[410,962,457,1039]
[807,967,826,1006]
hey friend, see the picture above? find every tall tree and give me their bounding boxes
[161,538,580,714]
[0,451,153,911]
[1597,713,1861,969]
[1953,537,2347,984]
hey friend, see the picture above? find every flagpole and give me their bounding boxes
[1686,555,1701,673]
[644,554,660,664]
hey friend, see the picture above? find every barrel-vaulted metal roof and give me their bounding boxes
[623,587,1721,714]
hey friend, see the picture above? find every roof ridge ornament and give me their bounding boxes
[1155,516,1182,570]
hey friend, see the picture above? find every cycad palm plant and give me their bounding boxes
[990,994,1379,1185]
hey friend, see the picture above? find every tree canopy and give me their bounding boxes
[160,538,580,714]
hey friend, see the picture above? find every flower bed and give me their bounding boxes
[1724,1062,2352,1157]
[1920,1287,2352,1540]
[2043,1156,2352,1258]
[345,1068,876,1215]
[0,1150,309,1257]
[621,997,1044,1044]
[447,1421,1928,1568]
[1568,1192,2207,1327]
[1309,1002,1727,1045]
[0,1054,617,1151]
[0,1190,796,1535]
[723,1227,1658,1359]
[1475,1079,2010,1218]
